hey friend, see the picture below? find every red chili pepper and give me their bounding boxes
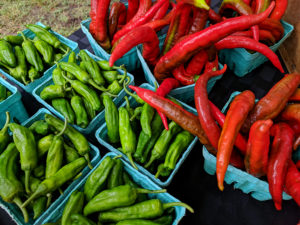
[108,2,127,40]
[285,160,300,207]
[296,160,300,169]
[204,54,219,73]
[146,17,172,31]
[89,0,99,36]
[270,0,288,20]
[118,10,127,26]
[174,5,193,43]
[112,0,168,45]
[259,18,284,41]
[172,65,198,85]
[209,101,247,154]
[289,88,300,102]
[188,1,210,34]
[185,50,208,76]
[268,123,294,210]
[126,0,140,23]
[294,135,300,151]
[243,0,251,4]
[243,74,300,133]
[214,35,284,73]
[94,0,112,46]
[194,65,228,150]
[208,9,222,23]
[280,104,300,130]
[156,78,180,130]
[253,0,270,13]
[153,2,275,82]
[217,90,255,191]
[152,0,169,20]
[231,29,276,45]
[245,119,273,177]
[110,26,160,66]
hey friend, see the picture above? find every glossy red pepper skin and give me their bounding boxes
[268,123,294,210]
[188,0,210,35]
[208,9,222,23]
[110,26,160,66]
[232,29,276,45]
[253,0,270,13]
[152,0,169,20]
[209,101,247,154]
[153,2,275,82]
[194,65,228,150]
[285,160,300,207]
[204,54,219,73]
[258,18,284,41]
[289,88,300,102]
[109,2,127,40]
[280,104,300,128]
[294,136,300,151]
[174,5,193,43]
[185,50,208,76]
[270,0,288,20]
[94,0,111,48]
[245,119,273,177]
[214,35,284,73]
[126,0,140,22]
[89,0,99,36]
[172,65,197,86]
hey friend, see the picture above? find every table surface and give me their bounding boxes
[1,1,300,224]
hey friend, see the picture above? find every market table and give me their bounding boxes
[1,2,300,224]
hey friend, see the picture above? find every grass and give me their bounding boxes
[0,0,91,38]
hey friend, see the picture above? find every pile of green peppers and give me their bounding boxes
[40,50,129,129]
[0,24,71,85]
[0,83,12,102]
[44,156,194,225]
[0,112,92,223]
[103,94,194,179]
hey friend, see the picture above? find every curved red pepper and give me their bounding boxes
[153,2,275,82]
[289,88,300,102]
[185,50,208,76]
[194,65,228,150]
[245,119,273,177]
[217,90,255,191]
[173,65,198,85]
[188,0,210,34]
[285,160,300,207]
[126,0,140,23]
[270,0,288,20]
[204,54,219,73]
[208,9,222,23]
[268,123,294,210]
[89,0,99,36]
[209,101,247,154]
[94,0,111,45]
[280,104,300,129]
[253,0,270,13]
[259,18,284,41]
[152,0,170,20]
[109,2,127,39]
[214,35,284,73]
[110,26,160,66]
[232,30,276,45]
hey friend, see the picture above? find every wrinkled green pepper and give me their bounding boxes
[71,214,97,225]
[122,172,148,203]
[28,66,40,82]
[37,134,54,158]
[64,143,80,163]
[40,85,66,100]
[34,38,54,64]
[52,98,75,124]
[0,39,16,67]
[3,35,23,45]
[33,164,45,178]
[62,190,84,225]
[103,95,119,143]
[71,95,89,128]
[66,51,76,79]
[140,103,155,137]
[29,120,49,135]
[107,158,123,189]
[52,63,66,86]
[97,60,122,71]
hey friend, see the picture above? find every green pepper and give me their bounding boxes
[64,143,80,163]
[26,24,61,48]
[122,172,148,203]
[33,196,47,219]
[34,38,54,64]
[37,134,54,158]
[153,215,173,225]
[156,131,194,178]
[119,107,138,170]
[83,98,96,121]
[9,123,38,194]
[52,63,66,86]
[116,220,160,225]
[22,157,87,208]
[40,85,66,100]
[145,121,182,168]
[62,190,85,225]
[54,53,63,62]
[44,114,92,168]
[103,95,119,144]
[71,95,89,128]
[98,199,194,222]
[0,39,16,67]
[71,214,97,225]
[130,106,143,121]
[140,103,155,137]
[79,50,105,86]
[134,112,164,164]
[124,96,139,134]
[0,84,6,101]
[102,70,125,84]
[123,78,144,105]
[97,60,122,71]
[33,164,45,178]
[29,120,49,135]
[0,112,10,153]
[28,66,40,82]
[59,62,108,92]
[52,98,75,124]
[19,31,44,72]
[66,51,76,79]
[84,156,115,201]
[107,80,123,95]
[3,35,23,45]
[84,184,166,216]
[107,158,123,189]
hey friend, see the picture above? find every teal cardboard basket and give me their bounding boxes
[0,108,101,225]
[202,91,293,201]
[95,83,198,187]
[0,77,28,127]
[32,50,135,135]
[137,45,224,103]
[219,20,294,77]
[42,152,187,225]
[0,22,79,93]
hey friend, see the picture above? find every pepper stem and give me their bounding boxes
[155,164,164,179]
[17,31,27,41]
[123,77,144,104]
[163,202,194,213]
[1,112,10,133]
[89,80,110,92]
[145,155,156,169]
[13,197,29,223]
[127,153,138,170]
[84,153,93,169]
[118,65,127,84]
[56,118,68,137]
[46,193,52,208]
[136,188,167,194]
[25,170,31,194]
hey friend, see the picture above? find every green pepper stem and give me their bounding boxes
[103,92,118,98]
[56,118,68,137]
[163,202,194,213]
[123,78,144,104]
[0,61,11,71]
[1,112,10,133]
[127,153,138,170]
[155,164,164,179]
[13,197,29,223]
[145,155,156,169]
[118,66,127,85]
[72,172,82,181]
[84,153,93,169]
[25,170,31,194]
[136,188,167,194]
[89,80,110,92]
[22,183,47,208]
[46,193,52,208]
[17,31,27,41]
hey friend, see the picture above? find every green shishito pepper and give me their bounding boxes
[71,214,97,225]
[66,51,76,79]
[103,95,119,144]
[22,157,87,208]
[33,164,45,178]
[52,63,66,86]
[145,121,182,168]
[71,95,89,128]
[98,199,194,222]
[156,131,194,178]
[40,85,66,101]
[44,114,92,169]
[0,84,6,102]
[29,120,49,136]
[33,196,47,219]
[84,184,166,216]
[52,98,75,124]
[9,123,38,194]
[0,143,29,222]
[107,80,123,95]
[0,39,16,67]
[122,172,148,203]
[61,73,101,111]
[34,38,54,64]
[97,60,122,71]
[83,98,96,121]
[18,31,44,72]
[37,134,54,158]
[0,112,10,153]
[119,107,138,170]
[84,156,115,201]
[64,143,80,163]
[3,35,23,45]
[140,103,155,137]
[116,220,160,225]
[62,190,84,225]
[102,70,124,84]
[153,215,173,225]
[28,66,40,82]
[107,158,123,189]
